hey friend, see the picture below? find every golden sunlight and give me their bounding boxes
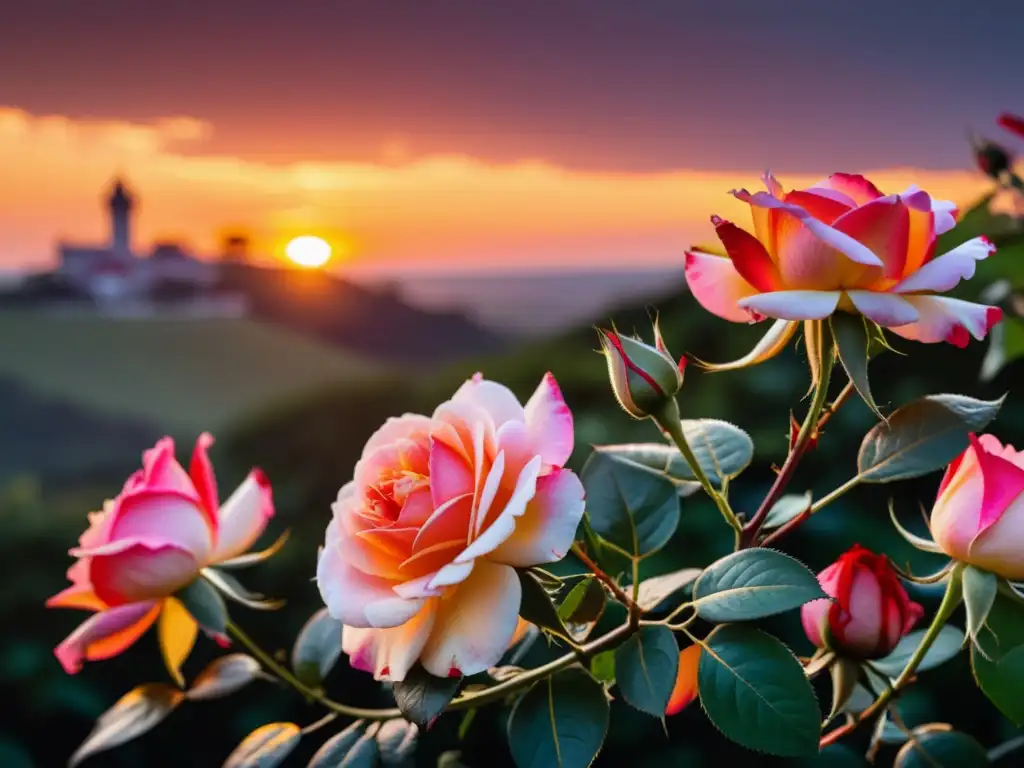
[285,235,332,268]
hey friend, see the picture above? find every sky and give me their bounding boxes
[1,0,1022,273]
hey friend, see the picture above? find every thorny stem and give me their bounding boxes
[760,475,862,547]
[741,320,835,547]
[571,542,639,614]
[818,565,964,748]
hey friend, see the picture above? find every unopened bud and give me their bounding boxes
[598,323,685,420]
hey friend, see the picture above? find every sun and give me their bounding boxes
[285,235,332,268]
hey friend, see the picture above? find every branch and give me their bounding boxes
[571,542,638,614]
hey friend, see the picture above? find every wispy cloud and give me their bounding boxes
[0,107,995,273]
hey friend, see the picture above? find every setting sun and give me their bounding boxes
[285,235,332,268]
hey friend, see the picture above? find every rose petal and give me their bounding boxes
[886,296,1002,347]
[54,600,161,674]
[813,173,884,206]
[210,470,274,563]
[419,561,521,678]
[892,237,996,294]
[429,438,476,509]
[490,468,585,566]
[711,217,782,291]
[140,437,201,500]
[46,586,107,612]
[107,491,214,564]
[158,597,199,687]
[738,290,841,321]
[683,250,759,323]
[189,432,219,517]
[360,415,434,460]
[524,373,573,468]
[341,603,437,682]
[86,540,200,606]
[832,196,910,278]
[451,375,526,429]
[843,291,919,327]
[455,456,542,564]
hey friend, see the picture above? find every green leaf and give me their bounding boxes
[392,665,461,728]
[634,567,703,612]
[893,725,988,768]
[308,721,376,768]
[857,393,1005,482]
[175,577,228,637]
[581,449,680,557]
[962,566,998,643]
[764,492,812,530]
[291,608,344,687]
[201,568,285,611]
[507,666,609,768]
[70,684,184,767]
[597,419,753,486]
[558,577,606,624]
[518,570,572,638]
[871,626,965,677]
[698,625,821,757]
[376,719,419,765]
[972,592,1024,725]
[832,313,883,419]
[223,722,301,768]
[692,549,825,622]
[614,625,679,716]
[589,650,616,684]
[186,654,264,701]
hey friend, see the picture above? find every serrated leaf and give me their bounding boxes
[392,665,461,728]
[832,313,883,419]
[187,654,263,701]
[224,722,301,768]
[698,625,821,757]
[962,566,998,643]
[376,719,418,766]
[306,719,369,768]
[581,449,680,558]
[870,626,965,677]
[893,725,988,767]
[589,650,616,684]
[764,493,812,530]
[217,529,291,569]
[292,608,344,687]
[176,576,228,638]
[558,578,606,625]
[202,568,285,611]
[857,394,1004,483]
[692,549,825,622]
[507,666,609,768]
[518,570,572,639]
[972,592,1024,725]
[614,625,678,716]
[70,684,184,767]
[634,567,702,612]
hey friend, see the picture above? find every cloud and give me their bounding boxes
[0,106,996,273]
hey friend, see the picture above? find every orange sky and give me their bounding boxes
[0,107,1000,275]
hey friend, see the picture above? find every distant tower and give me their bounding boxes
[108,177,135,255]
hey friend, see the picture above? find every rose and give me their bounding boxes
[684,172,1001,366]
[47,434,274,676]
[317,372,584,681]
[930,434,1024,580]
[801,545,923,659]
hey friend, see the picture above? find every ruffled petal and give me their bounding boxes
[738,290,841,321]
[210,470,274,563]
[54,600,161,674]
[892,237,996,294]
[86,540,200,606]
[683,250,759,323]
[843,291,919,327]
[490,468,585,566]
[450,374,525,429]
[524,373,573,468]
[886,296,1003,347]
[419,561,521,678]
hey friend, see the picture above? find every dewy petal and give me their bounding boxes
[490,468,585,566]
[419,561,522,678]
[831,196,910,279]
[843,291,919,327]
[892,237,997,294]
[523,372,573,468]
[107,491,214,563]
[454,456,542,564]
[683,250,759,323]
[450,374,526,429]
[887,296,1003,347]
[210,470,274,563]
[189,432,219,518]
[739,290,841,321]
[697,318,798,372]
[87,539,200,606]
[54,600,161,674]
[711,216,782,291]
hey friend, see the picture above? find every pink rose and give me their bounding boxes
[47,434,274,674]
[317,372,583,681]
[930,434,1024,580]
[801,545,923,659]
[685,173,1001,362]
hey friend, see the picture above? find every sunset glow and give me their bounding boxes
[286,235,332,268]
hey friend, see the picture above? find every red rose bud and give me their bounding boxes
[801,545,924,660]
[598,322,685,420]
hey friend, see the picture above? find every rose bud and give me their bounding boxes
[930,434,1024,580]
[801,545,924,660]
[598,322,686,420]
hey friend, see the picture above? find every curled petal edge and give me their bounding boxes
[692,318,798,372]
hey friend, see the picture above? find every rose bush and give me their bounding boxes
[316,372,584,680]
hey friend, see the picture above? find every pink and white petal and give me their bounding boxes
[472,450,506,538]
[814,173,884,206]
[413,493,472,552]
[360,415,434,460]
[523,373,573,468]
[683,250,759,323]
[887,296,1003,347]
[108,490,214,563]
[210,470,274,562]
[967,434,1024,534]
[844,291,919,327]
[900,185,957,236]
[738,291,841,321]
[54,600,161,673]
[496,419,538,479]
[891,237,996,294]
[419,561,522,678]
[343,604,438,682]
[342,626,379,675]
[429,438,476,508]
[396,489,434,527]
[140,438,200,501]
[490,468,585,567]
[832,196,910,278]
[316,533,423,628]
[189,432,219,517]
[451,374,526,429]
[87,539,200,606]
[393,574,445,599]
[427,559,475,590]
[456,456,542,564]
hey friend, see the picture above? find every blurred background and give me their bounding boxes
[3,1,1024,765]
